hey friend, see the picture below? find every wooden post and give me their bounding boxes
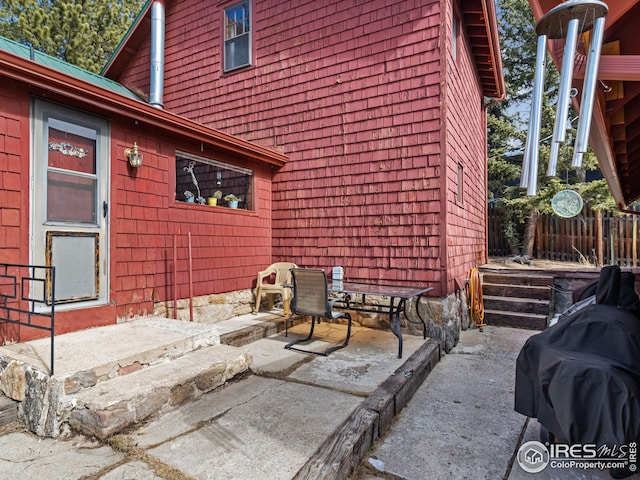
[536,214,544,259]
[634,215,638,267]
[596,209,603,266]
[523,210,538,258]
[173,233,177,319]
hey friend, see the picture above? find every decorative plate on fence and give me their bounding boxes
[551,189,583,218]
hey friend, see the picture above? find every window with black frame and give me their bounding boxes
[175,151,252,210]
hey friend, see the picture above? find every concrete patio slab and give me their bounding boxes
[0,430,123,480]
[99,460,162,480]
[352,326,535,480]
[146,378,361,480]
[0,316,220,376]
[0,315,441,480]
[242,322,426,395]
[284,324,425,395]
[132,375,287,448]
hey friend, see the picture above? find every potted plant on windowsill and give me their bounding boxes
[207,190,222,206]
[184,190,195,203]
[224,193,241,208]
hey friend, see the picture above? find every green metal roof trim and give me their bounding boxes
[0,36,143,101]
[101,0,153,75]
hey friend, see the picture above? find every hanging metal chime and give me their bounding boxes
[521,0,608,196]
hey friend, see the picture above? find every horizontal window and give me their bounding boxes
[176,151,253,210]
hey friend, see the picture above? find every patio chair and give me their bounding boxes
[252,262,297,316]
[285,268,352,356]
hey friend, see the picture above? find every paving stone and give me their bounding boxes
[147,380,361,480]
[0,431,123,480]
[66,344,251,439]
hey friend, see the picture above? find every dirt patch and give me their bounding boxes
[486,256,596,270]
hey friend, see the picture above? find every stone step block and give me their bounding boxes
[65,344,251,439]
[0,395,17,427]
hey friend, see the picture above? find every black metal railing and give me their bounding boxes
[0,264,55,374]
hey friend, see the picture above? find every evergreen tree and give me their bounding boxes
[0,0,145,73]
[488,0,615,255]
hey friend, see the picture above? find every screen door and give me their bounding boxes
[31,99,109,306]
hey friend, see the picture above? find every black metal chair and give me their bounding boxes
[285,268,352,356]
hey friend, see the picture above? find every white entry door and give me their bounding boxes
[31,99,109,306]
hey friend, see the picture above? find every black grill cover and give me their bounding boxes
[514,265,640,445]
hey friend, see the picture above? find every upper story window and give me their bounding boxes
[224,1,251,72]
[457,162,464,205]
[452,13,459,61]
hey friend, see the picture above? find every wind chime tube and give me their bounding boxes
[572,15,606,168]
[548,17,580,177]
[548,142,561,177]
[524,34,548,195]
[523,36,545,190]
[522,121,532,188]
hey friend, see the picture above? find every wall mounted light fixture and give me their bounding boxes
[125,142,143,167]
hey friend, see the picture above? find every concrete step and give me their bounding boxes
[0,317,222,386]
[484,309,547,330]
[66,343,251,439]
[483,295,550,315]
[0,314,283,438]
[219,314,299,347]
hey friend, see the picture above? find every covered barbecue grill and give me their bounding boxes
[514,265,640,447]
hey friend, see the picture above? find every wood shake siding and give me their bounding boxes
[0,83,29,265]
[113,0,491,297]
[443,3,488,292]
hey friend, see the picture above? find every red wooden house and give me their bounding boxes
[105,0,504,298]
[0,0,503,344]
[0,36,286,339]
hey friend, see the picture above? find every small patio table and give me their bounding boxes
[328,281,433,358]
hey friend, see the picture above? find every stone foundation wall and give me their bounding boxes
[407,290,471,353]
[0,358,61,437]
[338,291,470,354]
[153,289,255,323]
[154,289,469,353]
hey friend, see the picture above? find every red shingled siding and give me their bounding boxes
[263,0,446,293]
[0,83,29,265]
[443,5,489,292]
[114,0,490,297]
[0,83,118,337]
[0,76,273,337]
[109,123,273,319]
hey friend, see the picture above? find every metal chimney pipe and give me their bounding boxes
[548,17,579,177]
[572,15,606,167]
[149,0,165,109]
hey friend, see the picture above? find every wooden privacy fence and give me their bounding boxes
[487,202,513,257]
[488,207,640,267]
